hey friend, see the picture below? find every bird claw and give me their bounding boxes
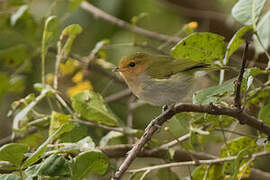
[162,105,168,112]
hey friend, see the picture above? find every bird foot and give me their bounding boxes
[162,105,169,112]
[162,104,176,112]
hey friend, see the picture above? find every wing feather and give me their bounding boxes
[147,55,208,79]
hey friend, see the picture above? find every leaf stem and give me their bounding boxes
[41,31,46,84]
[53,41,62,89]
[252,0,257,30]
[254,32,270,69]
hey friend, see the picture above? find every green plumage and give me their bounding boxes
[145,54,208,79]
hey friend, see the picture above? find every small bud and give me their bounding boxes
[188,21,198,29]
[164,127,169,131]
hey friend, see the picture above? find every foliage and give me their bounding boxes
[0,0,270,179]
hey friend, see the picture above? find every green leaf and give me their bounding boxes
[9,75,26,93]
[189,131,200,150]
[33,83,53,92]
[253,11,270,54]
[0,143,28,166]
[10,93,35,114]
[13,88,52,130]
[259,103,270,125]
[248,90,269,105]
[192,81,234,105]
[232,0,266,26]
[0,73,10,101]
[10,5,28,26]
[46,136,95,154]
[171,32,226,63]
[59,123,89,143]
[76,136,95,150]
[242,68,260,91]
[71,151,109,179]
[25,154,70,177]
[0,44,29,67]
[193,114,235,129]
[242,67,266,93]
[0,174,22,180]
[220,137,257,158]
[7,0,26,7]
[224,26,253,64]
[157,168,179,180]
[232,148,250,179]
[17,131,46,149]
[246,67,265,76]
[22,123,74,168]
[99,131,123,146]
[69,0,84,12]
[49,111,71,136]
[192,164,223,180]
[71,90,119,126]
[237,160,254,179]
[220,137,258,176]
[60,24,82,56]
[41,16,60,62]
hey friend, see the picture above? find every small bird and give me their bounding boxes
[114,52,209,106]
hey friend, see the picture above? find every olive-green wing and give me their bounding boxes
[147,55,208,79]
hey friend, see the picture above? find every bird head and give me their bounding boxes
[114,53,151,82]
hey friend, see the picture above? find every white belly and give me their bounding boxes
[136,73,193,106]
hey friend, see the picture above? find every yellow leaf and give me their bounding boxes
[49,111,71,136]
[72,72,83,83]
[237,161,253,179]
[66,81,93,98]
[60,58,79,76]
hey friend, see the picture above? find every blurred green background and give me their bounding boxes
[2,0,270,179]
[0,0,235,139]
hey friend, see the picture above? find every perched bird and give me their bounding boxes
[114,52,209,106]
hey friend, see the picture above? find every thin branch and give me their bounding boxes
[0,91,130,147]
[73,143,270,179]
[103,42,168,55]
[70,53,126,86]
[70,118,126,134]
[148,132,190,155]
[112,103,270,179]
[89,63,126,85]
[0,128,38,147]
[234,41,249,109]
[80,1,180,43]
[105,89,132,103]
[148,124,210,155]
[128,151,270,173]
[213,128,257,139]
[162,0,229,22]
[53,42,62,89]
[203,165,211,180]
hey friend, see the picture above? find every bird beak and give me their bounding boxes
[112,67,119,72]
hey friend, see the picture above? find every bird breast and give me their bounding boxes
[129,72,194,106]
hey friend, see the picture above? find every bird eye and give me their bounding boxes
[129,62,136,67]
